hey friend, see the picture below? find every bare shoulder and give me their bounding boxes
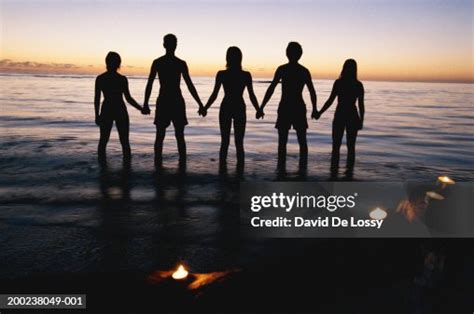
[274,64,286,77]
[151,57,162,68]
[243,70,252,80]
[119,73,128,84]
[217,70,226,78]
[96,72,107,81]
[299,64,311,76]
[357,80,364,92]
[277,64,286,72]
[95,72,108,86]
[332,79,341,92]
[174,56,186,66]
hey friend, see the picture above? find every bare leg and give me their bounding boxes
[155,126,166,165]
[219,113,232,163]
[296,128,308,166]
[234,118,246,166]
[346,128,358,173]
[174,125,186,163]
[331,121,345,174]
[278,128,289,168]
[98,118,113,162]
[116,116,131,161]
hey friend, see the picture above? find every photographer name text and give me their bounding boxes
[250,216,384,229]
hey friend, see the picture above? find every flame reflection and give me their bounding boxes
[147,268,239,290]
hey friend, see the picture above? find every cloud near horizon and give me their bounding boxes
[0,58,472,83]
[0,59,79,69]
[0,59,141,75]
[0,59,89,75]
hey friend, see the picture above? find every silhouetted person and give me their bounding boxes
[258,42,318,169]
[316,59,365,175]
[202,47,259,167]
[95,52,144,161]
[143,34,204,165]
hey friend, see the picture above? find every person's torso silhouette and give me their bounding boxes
[219,69,249,117]
[279,62,309,109]
[153,55,187,123]
[95,51,144,161]
[202,46,260,166]
[155,55,185,99]
[318,58,365,175]
[97,71,128,117]
[275,62,312,130]
[259,42,317,168]
[143,34,204,164]
[333,78,364,127]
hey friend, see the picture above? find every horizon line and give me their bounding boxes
[0,70,472,85]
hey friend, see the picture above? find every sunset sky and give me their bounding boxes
[1,0,472,83]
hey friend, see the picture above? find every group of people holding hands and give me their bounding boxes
[94,34,364,175]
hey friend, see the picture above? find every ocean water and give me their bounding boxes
[0,73,473,278]
[1,73,473,181]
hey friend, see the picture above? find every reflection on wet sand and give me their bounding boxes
[94,158,245,273]
[98,159,132,271]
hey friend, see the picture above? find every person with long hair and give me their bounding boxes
[316,59,365,175]
[94,51,145,162]
[201,46,259,167]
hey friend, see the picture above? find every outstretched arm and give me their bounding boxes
[305,70,318,118]
[204,72,222,110]
[318,81,338,118]
[124,78,143,112]
[260,67,282,112]
[143,60,157,111]
[358,84,365,129]
[246,72,259,112]
[182,62,204,109]
[94,77,101,125]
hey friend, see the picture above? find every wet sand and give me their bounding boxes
[1,151,473,313]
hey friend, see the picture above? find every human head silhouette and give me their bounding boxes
[286,42,302,63]
[226,46,242,70]
[340,59,357,80]
[105,51,121,72]
[163,34,177,53]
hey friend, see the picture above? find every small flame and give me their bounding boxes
[172,264,188,280]
[438,176,455,185]
[369,207,387,220]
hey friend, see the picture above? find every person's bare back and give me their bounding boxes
[154,55,186,99]
[142,34,204,164]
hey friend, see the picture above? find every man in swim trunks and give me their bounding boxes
[258,42,318,168]
[143,34,204,165]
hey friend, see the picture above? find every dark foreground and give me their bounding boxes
[0,156,473,313]
[1,238,473,314]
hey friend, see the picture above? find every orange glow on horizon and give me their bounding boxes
[1,1,472,83]
[1,56,472,84]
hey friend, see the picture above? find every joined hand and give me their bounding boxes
[141,106,151,115]
[311,110,320,120]
[198,106,207,117]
